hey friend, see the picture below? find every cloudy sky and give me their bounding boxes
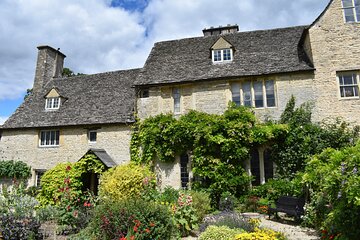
[0,0,330,125]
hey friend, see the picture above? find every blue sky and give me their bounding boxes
[0,0,330,125]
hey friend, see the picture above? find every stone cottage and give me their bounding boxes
[0,0,359,188]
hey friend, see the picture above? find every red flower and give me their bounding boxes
[133,226,138,232]
[119,237,126,240]
[84,201,88,207]
[149,222,155,227]
[130,236,135,240]
[66,205,71,211]
[87,203,91,207]
[66,165,72,171]
[145,228,150,233]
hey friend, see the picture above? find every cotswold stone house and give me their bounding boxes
[0,0,359,188]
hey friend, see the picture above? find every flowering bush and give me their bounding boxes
[302,143,360,239]
[234,227,287,240]
[198,225,243,240]
[99,163,155,201]
[83,198,176,239]
[48,165,96,234]
[172,192,199,236]
[0,183,42,239]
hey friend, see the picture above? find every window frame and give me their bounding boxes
[45,97,61,110]
[212,48,233,63]
[337,71,360,99]
[342,0,360,23]
[88,130,97,144]
[231,80,277,109]
[39,130,60,147]
[173,88,181,114]
[35,169,46,187]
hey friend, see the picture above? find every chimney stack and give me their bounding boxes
[32,46,66,93]
[202,24,239,36]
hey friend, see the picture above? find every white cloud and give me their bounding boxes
[0,116,8,125]
[0,0,329,102]
[0,0,147,100]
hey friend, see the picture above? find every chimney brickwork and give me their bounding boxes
[33,46,66,93]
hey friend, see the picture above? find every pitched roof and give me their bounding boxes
[135,26,314,86]
[88,148,117,168]
[1,69,139,129]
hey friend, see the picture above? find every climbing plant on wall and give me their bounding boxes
[37,153,106,206]
[131,103,288,203]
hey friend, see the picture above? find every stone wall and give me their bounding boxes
[309,0,360,123]
[0,124,131,186]
[137,73,314,122]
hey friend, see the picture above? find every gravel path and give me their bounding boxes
[260,216,319,240]
[183,214,320,240]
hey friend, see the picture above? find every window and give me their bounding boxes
[338,72,359,98]
[140,89,149,98]
[173,88,181,114]
[35,170,46,187]
[180,154,189,189]
[212,49,233,63]
[88,130,97,143]
[231,80,276,108]
[342,0,360,22]
[39,130,59,147]
[45,97,60,110]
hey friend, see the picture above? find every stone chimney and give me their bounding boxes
[32,45,66,93]
[202,24,239,36]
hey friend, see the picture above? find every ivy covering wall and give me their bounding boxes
[130,104,288,201]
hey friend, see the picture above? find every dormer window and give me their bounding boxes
[212,49,233,63]
[210,37,234,63]
[342,0,360,22]
[45,97,60,110]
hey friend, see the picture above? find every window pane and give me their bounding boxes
[89,131,97,142]
[46,99,52,109]
[53,98,59,108]
[355,0,360,6]
[356,6,360,20]
[180,154,189,189]
[341,86,358,97]
[253,81,264,108]
[223,49,231,61]
[231,83,240,106]
[265,80,276,107]
[40,132,45,145]
[213,50,222,62]
[50,131,55,145]
[343,0,354,7]
[242,82,252,107]
[344,8,355,22]
[45,131,50,145]
[55,131,59,145]
[173,88,181,113]
[343,74,356,85]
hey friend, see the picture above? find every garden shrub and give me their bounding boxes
[302,143,360,239]
[249,178,303,201]
[0,183,42,239]
[200,212,254,233]
[37,162,82,206]
[272,96,359,179]
[173,192,199,237]
[234,227,287,240]
[189,190,211,221]
[85,198,176,240]
[219,191,237,212]
[99,162,155,201]
[199,225,243,240]
[158,186,179,204]
[37,153,107,206]
[0,160,31,179]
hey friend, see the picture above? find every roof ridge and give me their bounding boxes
[154,25,309,45]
